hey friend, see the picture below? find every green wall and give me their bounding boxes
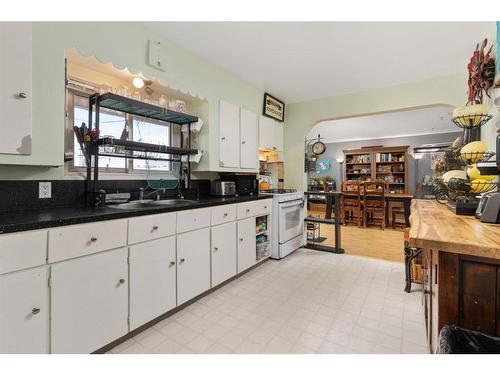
[0,22,264,179]
[283,73,472,189]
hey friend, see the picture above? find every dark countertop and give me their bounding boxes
[0,194,272,235]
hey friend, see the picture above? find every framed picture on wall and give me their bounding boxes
[263,92,285,122]
[316,159,332,174]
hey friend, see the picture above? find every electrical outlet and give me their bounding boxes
[39,182,52,199]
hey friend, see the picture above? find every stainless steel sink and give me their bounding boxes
[149,199,199,206]
[107,200,156,210]
[108,199,198,210]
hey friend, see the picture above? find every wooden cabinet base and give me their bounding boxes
[424,249,500,352]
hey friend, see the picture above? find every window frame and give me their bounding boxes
[65,86,174,175]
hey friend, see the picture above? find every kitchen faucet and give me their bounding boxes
[138,187,165,201]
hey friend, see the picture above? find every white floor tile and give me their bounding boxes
[107,249,427,355]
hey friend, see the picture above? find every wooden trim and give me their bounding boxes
[437,251,459,333]
[93,258,270,354]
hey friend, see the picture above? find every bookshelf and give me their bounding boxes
[343,146,409,193]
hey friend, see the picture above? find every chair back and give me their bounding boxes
[341,180,361,205]
[363,181,386,209]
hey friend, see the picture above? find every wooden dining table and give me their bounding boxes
[342,192,414,226]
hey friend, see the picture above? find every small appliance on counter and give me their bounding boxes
[476,192,500,223]
[219,174,259,195]
[210,181,236,196]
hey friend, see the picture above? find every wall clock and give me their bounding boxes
[311,140,326,155]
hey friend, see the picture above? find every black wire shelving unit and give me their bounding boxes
[85,92,199,206]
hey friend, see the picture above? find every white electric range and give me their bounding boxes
[260,189,305,259]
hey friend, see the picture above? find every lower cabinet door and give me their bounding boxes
[0,267,49,353]
[237,218,256,273]
[211,222,237,287]
[129,236,177,330]
[51,248,128,353]
[177,228,210,305]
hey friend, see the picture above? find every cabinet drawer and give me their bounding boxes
[0,230,47,275]
[176,207,211,233]
[237,199,272,219]
[211,204,237,226]
[256,199,272,216]
[128,212,176,245]
[48,220,127,263]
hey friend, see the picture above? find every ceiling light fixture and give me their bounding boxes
[132,77,145,89]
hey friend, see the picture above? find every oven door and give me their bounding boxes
[278,199,305,244]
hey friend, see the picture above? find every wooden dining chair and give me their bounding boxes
[363,181,386,230]
[341,180,363,227]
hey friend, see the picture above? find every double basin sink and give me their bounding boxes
[108,199,199,210]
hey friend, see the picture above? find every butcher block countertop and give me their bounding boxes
[409,199,500,259]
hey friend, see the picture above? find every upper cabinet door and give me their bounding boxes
[219,100,240,168]
[0,23,32,155]
[259,115,275,150]
[240,108,258,169]
[274,121,284,151]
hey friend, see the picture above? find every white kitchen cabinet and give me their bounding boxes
[259,115,284,152]
[219,100,240,168]
[211,222,237,287]
[240,108,258,169]
[259,115,275,150]
[177,227,211,305]
[0,230,47,275]
[129,236,176,330]
[237,218,257,273]
[274,121,284,151]
[0,267,49,353]
[0,23,32,155]
[48,219,127,263]
[51,247,128,354]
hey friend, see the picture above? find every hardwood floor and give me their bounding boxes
[307,223,405,263]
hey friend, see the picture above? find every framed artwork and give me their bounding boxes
[316,159,332,174]
[263,92,285,122]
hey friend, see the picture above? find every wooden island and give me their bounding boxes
[409,199,500,353]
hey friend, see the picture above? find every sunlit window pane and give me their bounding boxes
[132,118,171,171]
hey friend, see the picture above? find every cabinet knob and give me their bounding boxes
[242,141,246,144]
[32,307,40,315]
[214,247,219,252]
[119,279,126,284]
[264,206,268,209]
[169,261,175,266]
[17,92,28,99]
[90,237,98,243]
[272,147,277,150]
[240,238,244,242]
[223,213,228,217]
[152,225,159,231]
[221,137,226,141]
[246,209,250,213]
[180,258,185,263]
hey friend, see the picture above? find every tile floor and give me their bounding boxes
[108,248,428,354]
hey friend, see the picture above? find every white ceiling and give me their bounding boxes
[145,22,494,103]
[307,105,459,143]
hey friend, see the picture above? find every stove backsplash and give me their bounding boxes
[0,179,211,212]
